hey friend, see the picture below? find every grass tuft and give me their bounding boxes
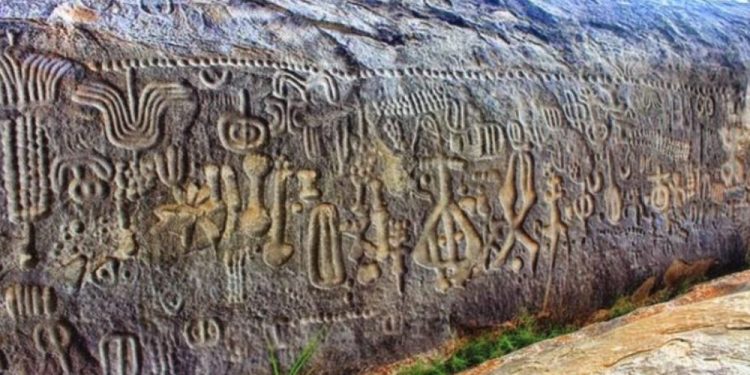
[396,268,714,375]
[268,330,326,375]
[609,296,637,319]
[397,313,576,375]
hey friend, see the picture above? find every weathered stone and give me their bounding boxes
[0,1,747,374]
[462,270,750,375]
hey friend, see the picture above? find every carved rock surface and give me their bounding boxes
[0,1,747,374]
[463,269,750,375]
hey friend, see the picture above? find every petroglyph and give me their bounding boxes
[0,5,747,373]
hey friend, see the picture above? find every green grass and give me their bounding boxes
[397,314,576,375]
[674,276,707,296]
[609,296,637,319]
[268,330,326,375]
[397,271,717,375]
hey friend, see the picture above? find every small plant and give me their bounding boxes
[609,296,636,319]
[396,270,718,375]
[396,314,576,375]
[268,330,326,375]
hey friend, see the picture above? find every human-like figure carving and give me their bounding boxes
[493,120,538,269]
[541,170,568,311]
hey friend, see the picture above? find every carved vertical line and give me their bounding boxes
[0,54,15,106]
[27,113,39,217]
[1,119,19,223]
[15,116,29,222]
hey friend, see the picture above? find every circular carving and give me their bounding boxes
[217,113,268,154]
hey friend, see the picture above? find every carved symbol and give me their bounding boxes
[220,165,241,243]
[153,177,226,250]
[466,122,505,159]
[413,156,483,292]
[307,203,345,289]
[140,0,174,15]
[198,69,230,89]
[568,164,600,231]
[573,191,594,225]
[99,333,140,375]
[90,258,139,289]
[265,96,304,136]
[648,166,671,214]
[144,334,176,375]
[719,127,746,188]
[159,289,184,316]
[604,150,623,225]
[541,171,568,311]
[239,153,271,235]
[265,70,339,160]
[388,219,410,295]
[0,47,72,108]
[262,158,294,268]
[225,248,250,304]
[51,153,113,205]
[297,170,321,203]
[183,319,220,350]
[0,113,51,224]
[1,113,52,267]
[72,68,191,151]
[218,88,268,154]
[333,114,359,176]
[559,88,591,134]
[33,320,72,375]
[4,284,56,321]
[541,106,565,130]
[493,152,538,268]
[694,94,715,118]
[154,145,186,189]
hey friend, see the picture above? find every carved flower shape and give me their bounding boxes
[154,183,225,248]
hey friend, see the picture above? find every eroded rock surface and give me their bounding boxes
[464,270,750,375]
[0,1,747,374]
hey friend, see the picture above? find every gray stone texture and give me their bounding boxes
[0,1,748,374]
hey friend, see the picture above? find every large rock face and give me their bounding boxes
[0,1,748,374]
[464,270,750,375]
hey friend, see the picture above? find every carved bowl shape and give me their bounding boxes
[217,112,268,154]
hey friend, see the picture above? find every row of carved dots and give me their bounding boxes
[90,58,729,95]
